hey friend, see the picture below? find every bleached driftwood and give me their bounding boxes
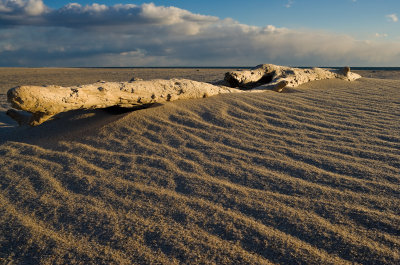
[224,64,361,92]
[6,64,361,126]
[7,79,241,126]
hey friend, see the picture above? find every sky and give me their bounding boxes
[0,0,399,67]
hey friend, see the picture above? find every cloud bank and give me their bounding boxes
[1,0,400,67]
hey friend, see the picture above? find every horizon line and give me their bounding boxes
[2,66,400,69]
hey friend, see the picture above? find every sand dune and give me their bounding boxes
[0,69,399,264]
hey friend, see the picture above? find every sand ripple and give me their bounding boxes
[1,75,399,264]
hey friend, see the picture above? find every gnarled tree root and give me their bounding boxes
[224,64,361,92]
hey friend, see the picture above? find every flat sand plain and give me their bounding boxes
[0,68,399,264]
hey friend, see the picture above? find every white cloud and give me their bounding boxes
[24,0,46,15]
[137,3,218,27]
[0,0,46,16]
[83,3,107,13]
[285,0,294,8]
[386,13,398,22]
[1,1,400,67]
[61,3,108,13]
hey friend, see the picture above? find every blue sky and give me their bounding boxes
[0,0,399,66]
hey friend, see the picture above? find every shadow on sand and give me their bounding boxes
[0,104,160,146]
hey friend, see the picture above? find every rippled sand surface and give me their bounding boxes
[0,68,399,264]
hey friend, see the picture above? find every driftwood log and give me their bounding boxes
[6,64,361,126]
[6,79,243,126]
[224,64,361,92]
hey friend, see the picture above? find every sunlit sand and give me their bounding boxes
[0,68,399,264]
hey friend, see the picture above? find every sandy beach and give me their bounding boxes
[0,68,399,264]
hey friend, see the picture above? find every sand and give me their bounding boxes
[0,68,399,264]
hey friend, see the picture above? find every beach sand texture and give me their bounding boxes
[0,68,399,264]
